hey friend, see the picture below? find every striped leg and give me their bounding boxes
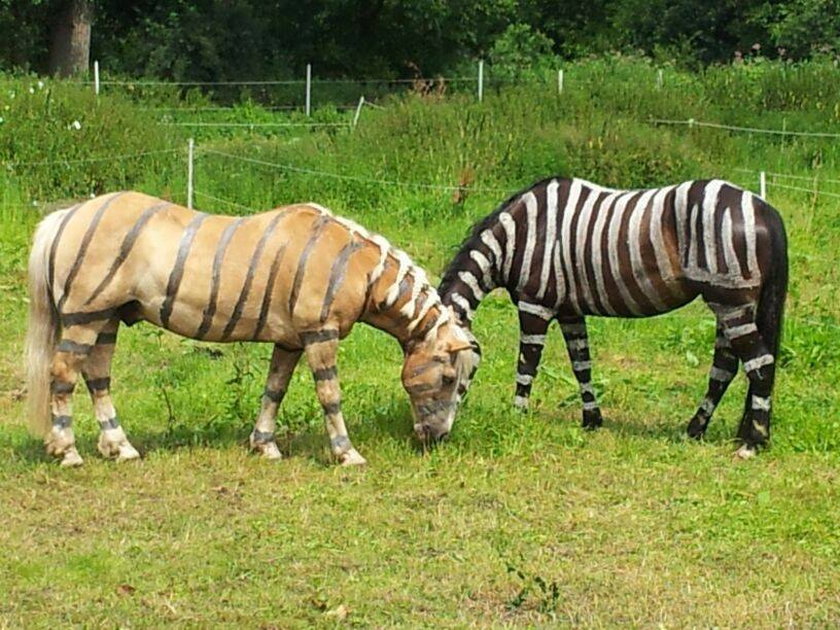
[714,304,776,458]
[686,323,739,439]
[559,318,602,429]
[250,344,302,460]
[514,303,551,411]
[83,323,140,462]
[302,330,366,466]
[46,328,100,467]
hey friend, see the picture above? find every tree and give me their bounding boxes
[767,0,840,58]
[49,0,93,77]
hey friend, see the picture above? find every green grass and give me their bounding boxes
[1,58,840,627]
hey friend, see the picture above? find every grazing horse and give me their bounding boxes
[439,177,788,457]
[26,192,476,467]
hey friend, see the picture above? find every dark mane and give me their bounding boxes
[438,176,563,295]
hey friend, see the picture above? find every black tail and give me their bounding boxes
[736,201,788,448]
[756,203,788,363]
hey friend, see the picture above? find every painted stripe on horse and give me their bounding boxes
[589,190,621,316]
[58,192,127,311]
[537,179,559,299]
[606,192,643,315]
[559,179,584,312]
[321,238,364,323]
[628,189,668,311]
[196,217,246,339]
[85,201,171,306]
[572,182,601,310]
[289,214,332,317]
[47,204,82,296]
[254,243,289,339]
[741,191,761,280]
[222,212,286,339]
[160,212,209,328]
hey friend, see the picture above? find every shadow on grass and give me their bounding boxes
[597,409,742,448]
[3,398,425,468]
[4,400,749,468]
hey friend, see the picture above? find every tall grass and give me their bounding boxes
[0,74,184,208]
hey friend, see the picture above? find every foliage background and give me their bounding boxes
[4,0,840,79]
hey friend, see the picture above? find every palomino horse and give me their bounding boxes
[439,177,787,458]
[27,192,476,466]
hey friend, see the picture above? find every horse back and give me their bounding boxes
[47,192,374,344]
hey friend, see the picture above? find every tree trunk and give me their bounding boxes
[49,0,93,77]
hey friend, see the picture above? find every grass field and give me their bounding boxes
[1,58,839,627]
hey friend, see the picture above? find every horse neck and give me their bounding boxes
[439,225,504,329]
[362,251,448,349]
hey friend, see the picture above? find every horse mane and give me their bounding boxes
[438,176,562,295]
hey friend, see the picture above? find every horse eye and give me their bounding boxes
[442,374,456,386]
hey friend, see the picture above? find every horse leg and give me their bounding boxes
[686,320,739,439]
[714,304,776,458]
[559,318,602,429]
[46,326,102,466]
[82,321,140,462]
[249,344,302,460]
[514,303,551,411]
[302,331,365,466]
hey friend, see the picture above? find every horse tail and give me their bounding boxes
[756,201,788,364]
[25,210,66,437]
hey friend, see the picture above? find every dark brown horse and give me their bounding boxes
[439,177,788,457]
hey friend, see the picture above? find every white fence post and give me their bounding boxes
[187,138,195,209]
[558,69,564,94]
[94,60,100,95]
[305,63,312,116]
[656,69,663,89]
[353,96,365,128]
[477,60,484,102]
[760,171,767,200]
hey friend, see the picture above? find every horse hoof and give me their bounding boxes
[255,442,283,460]
[250,432,283,460]
[60,448,84,468]
[339,448,367,466]
[734,444,756,460]
[582,410,603,430]
[116,443,141,462]
[97,437,121,459]
[686,416,707,440]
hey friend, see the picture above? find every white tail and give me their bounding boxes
[25,209,68,437]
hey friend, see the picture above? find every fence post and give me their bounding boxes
[305,63,312,116]
[558,69,564,94]
[477,60,484,102]
[353,96,365,128]
[759,171,766,200]
[187,138,195,209]
[656,69,663,90]
[94,60,100,95]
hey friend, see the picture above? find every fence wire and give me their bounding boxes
[3,148,182,169]
[651,118,840,138]
[198,147,515,194]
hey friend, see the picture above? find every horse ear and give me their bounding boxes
[445,337,473,354]
[442,323,473,354]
